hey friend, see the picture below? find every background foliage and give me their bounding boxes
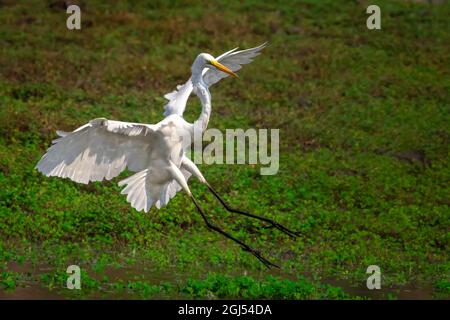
[0,0,449,299]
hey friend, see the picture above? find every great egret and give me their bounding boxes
[36,43,298,268]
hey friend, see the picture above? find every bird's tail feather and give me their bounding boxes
[118,169,191,212]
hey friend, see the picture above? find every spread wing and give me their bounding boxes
[162,42,267,117]
[36,118,161,184]
[203,42,267,87]
[163,78,193,117]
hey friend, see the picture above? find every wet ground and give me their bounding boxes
[1,260,438,300]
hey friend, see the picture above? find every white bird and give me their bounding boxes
[36,43,297,267]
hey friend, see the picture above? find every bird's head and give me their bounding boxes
[192,53,238,78]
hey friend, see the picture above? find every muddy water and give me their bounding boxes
[1,260,437,300]
[322,277,435,300]
[0,284,64,300]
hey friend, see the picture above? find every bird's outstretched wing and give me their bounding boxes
[163,78,193,117]
[203,42,267,87]
[36,118,160,184]
[162,42,267,117]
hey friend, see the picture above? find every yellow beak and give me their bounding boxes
[210,60,238,77]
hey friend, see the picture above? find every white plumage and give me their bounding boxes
[163,42,267,117]
[36,44,267,212]
[37,116,192,211]
[35,43,299,268]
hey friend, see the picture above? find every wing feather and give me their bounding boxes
[163,79,193,117]
[36,118,160,184]
[162,43,267,117]
[203,42,267,87]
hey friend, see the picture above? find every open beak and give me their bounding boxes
[211,60,238,77]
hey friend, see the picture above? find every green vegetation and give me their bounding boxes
[0,0,449,299]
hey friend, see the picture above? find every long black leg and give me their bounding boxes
[191,196,279,269]
[206,183,300,239]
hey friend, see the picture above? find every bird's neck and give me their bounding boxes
[193,82,211,133]
[191,71,204,87]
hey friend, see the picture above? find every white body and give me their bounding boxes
[36,43,266,212]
